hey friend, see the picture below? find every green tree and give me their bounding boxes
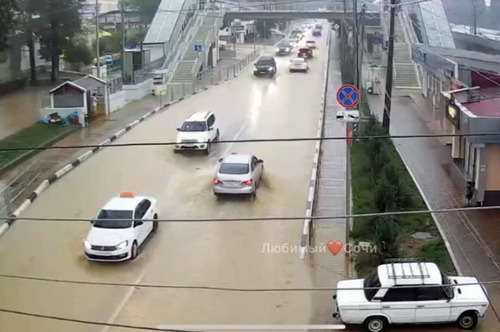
[374,216,400,259]
[64,37,92,71]
[34,0,83,82]
[374,177,398,212]
[121,0,161,23]
[382,162,412,209]
[93,34,121,55]
[0,0,18,51]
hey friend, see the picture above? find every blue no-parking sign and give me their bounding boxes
[194,44,202,52]
[336,84,360,108]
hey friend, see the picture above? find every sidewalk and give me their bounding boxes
[367,90,500,330]
[0,94,160,187]
[309,31,347,324]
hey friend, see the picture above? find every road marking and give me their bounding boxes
[101,267,148,332]
[156,325,346,330]
[221,122,248,157]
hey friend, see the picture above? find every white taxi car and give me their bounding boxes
[84,192,158,262]
[289,58,309,73]
[333,260,489,332]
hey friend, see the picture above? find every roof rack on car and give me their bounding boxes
[384,258,430,285]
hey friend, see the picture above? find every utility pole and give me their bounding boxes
[120,3,126,77]
[95,0,100,78]
[342,0,347,66]
[357,4,366,97]
[472,0,478,35]
[353,0,358,87]
[382,0,397,131]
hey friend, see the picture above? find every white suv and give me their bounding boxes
[174,111,220,155]
[333,260,489,332]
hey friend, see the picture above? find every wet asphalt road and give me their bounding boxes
[0,31,339,331]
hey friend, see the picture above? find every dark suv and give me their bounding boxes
[276,41,293,56]
[253,56,277,77]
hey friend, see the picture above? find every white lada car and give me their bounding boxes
[333,260,489,332]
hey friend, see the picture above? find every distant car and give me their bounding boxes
[315,23,323,30]
[213,153,264,197]
[298,47,313,59]
[175,111,219,155]
[276,42,293,55]
[306,40,317,49]
[84,192,158,262]
[253,56,277,77]
[312,28,322,37]
[289,58,309,72]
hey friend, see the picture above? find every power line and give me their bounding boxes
[0,308,197,332]
[0,272,499,292]
[3,132,500,152]
[6,205,500,223]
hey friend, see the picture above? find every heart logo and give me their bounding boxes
[327,241,343,256]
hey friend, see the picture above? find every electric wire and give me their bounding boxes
[0,308,198,332]
[6,205,500,223]
[3,132,500,152]
[0,272,499,291]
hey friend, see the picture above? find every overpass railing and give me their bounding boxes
[166,49,259,102]
[224,1,350,12]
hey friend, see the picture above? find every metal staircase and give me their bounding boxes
[169,14,223,84]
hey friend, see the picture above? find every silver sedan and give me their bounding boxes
[213,153,264,197]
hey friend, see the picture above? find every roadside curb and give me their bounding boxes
[300,28,331,259]
[0,60,258,237]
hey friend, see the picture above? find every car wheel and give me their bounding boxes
[363,316,387,332]
[457,311,478,329]
[174,149,180,154]
[153,214,158,232]
[130,241,138,260]
[205,143,211,155]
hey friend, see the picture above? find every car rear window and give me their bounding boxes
[292,58,304,63]
[219,163,249,174]
[299,48,309,52]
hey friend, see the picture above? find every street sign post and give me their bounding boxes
[336,110,360,122]
[336,84,360,109]
[194,44,202,52]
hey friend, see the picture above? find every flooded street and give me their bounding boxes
[0,34,341,331]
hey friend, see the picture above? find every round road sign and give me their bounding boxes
[336,84,360,108]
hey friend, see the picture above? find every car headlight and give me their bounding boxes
[198,138,208,143]
[84,240,91,250]
[268,67,273,71]
[115,240,128,250]
[286,48,290,52]
[276,48,280,52]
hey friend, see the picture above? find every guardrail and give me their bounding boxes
[224,1,349,12]
[166,50,259,102]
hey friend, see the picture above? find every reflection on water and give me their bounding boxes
[0,86,49,140]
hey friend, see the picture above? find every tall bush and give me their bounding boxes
[374,216,400,259]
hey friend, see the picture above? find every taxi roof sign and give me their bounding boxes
[119,191,135,198]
